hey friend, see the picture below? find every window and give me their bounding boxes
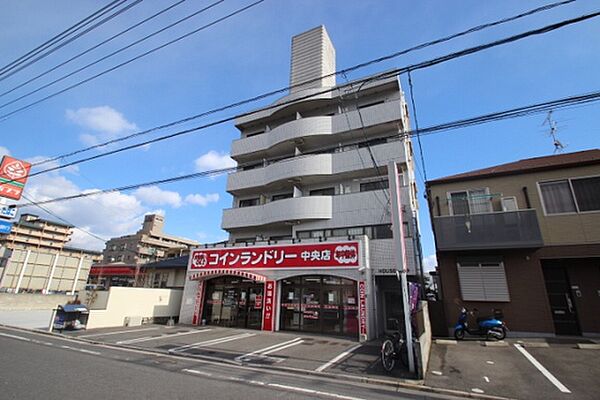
[358,137,387,148]
[309,187,335,196]
[152,272,169,288]
[372,224,393,239]
[360,180,389,192]
[272,193,293,201]
[246,130,264,138]
[239,198,260,208]
[457,258,509,302]
[357,100,384,109]
[540,176,600,214]
[449,189,492,215]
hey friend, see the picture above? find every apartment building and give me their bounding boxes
[427,149,600,336]
[180,26,422,340]
[102,214,198,264]
[1,213,73,252]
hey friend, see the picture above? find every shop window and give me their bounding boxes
[239,198,260,208]
[457,258,509,302]
[360,179,389,192]
[540,176,600,214]
[309,187,335,196]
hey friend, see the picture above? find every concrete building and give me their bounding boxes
[1,213,73,252]
[102,214,198,264]
[427,149,600,336]
[180,26,422,340]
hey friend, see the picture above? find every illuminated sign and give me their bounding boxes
[0,156,32,200]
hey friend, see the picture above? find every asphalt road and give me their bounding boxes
[0,327,458,400]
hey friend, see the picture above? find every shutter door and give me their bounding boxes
[457,264,486,301]
[481,263,510,301]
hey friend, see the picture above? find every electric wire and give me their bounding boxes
[23,0,580,168]
[17,10,600,182]
[0,0,187,100]
[0,0,265,119]
[14,87,600,209]
[0,0,135,80]
[407,69,428,182]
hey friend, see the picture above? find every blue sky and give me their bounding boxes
[1,1,599,268]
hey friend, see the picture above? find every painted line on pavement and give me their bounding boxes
[79,327,159,338]
[169,332,256,353]
[60,344,101,356]
[315,344,362,372]
[182,368,213,377]
[514,344,571,393]
[116,329,212,344]
[0,332,31,342]
[236,337,303,362]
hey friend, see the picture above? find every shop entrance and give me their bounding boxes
[202,276,264,329]
[280,275,358,337]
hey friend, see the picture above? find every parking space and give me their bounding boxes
[427,338,600,399]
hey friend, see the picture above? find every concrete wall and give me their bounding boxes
[0,292,74,310]
[416,301,432,379]
[85,287,182,329]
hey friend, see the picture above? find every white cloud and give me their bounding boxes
[423,254,438,272]
[66,106,138,147]
[185,193,219,206]
[194,151,236,172]
[0,146,10,157]
[133,186,182,208]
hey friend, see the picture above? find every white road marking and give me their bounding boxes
[60,344,101,355]
[116,329,212,344]
[268,383,366,400]
[315,343,362,372]
[236,337,303,362]
[79,327,159,338]
[0,332,31,342]
[514,344,571,393]
[471,388,484,394]
[182,368,212,377]
[261,339,304,355]
[169,332,255,353]
[486,360,494,365]
[431,370,443,376]
[484,376,490,383]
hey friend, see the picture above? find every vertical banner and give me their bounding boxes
[358,281,367,338]
[262,280,276,331]
[192,280,205,326]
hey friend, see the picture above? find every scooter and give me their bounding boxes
[454,307,507,340]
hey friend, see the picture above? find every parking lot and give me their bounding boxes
[427,338,600,400]
[67,324,413,380]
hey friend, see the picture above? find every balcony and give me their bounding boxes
[227,140,406,193]
[231,101,402,158]
[433,209,544,251]
[222,196,332,230]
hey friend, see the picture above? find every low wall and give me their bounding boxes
[86,287,183,329]
[0,292,74,310]
[414,301,432,379]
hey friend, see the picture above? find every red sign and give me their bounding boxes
[89,265,136,276]
[358,281,367,337]
[190,242,359,270]
[254,294,263,309]
[0,156,32,200]
[262,280,276,331]
[192,280,205,326]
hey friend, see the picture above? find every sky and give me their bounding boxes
[0,1,599,270]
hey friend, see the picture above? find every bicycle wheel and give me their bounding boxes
[381,339,396,372]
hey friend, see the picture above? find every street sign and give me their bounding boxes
[0,205,17,220]
[0,220,13,234]
[0,156,32,200]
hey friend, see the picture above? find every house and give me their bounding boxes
[426,149,600,336]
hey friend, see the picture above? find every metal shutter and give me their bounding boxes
[457,261,510,302]
[457,264,486,301]
[481,263,510,301]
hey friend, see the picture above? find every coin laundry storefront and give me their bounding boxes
[179,240,375,341]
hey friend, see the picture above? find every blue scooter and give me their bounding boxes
[454,307,507,340]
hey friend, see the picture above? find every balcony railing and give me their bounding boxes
[433,209,543,251]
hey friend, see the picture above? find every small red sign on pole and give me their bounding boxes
[0,156,32,200]
[254,295,263,309]
[262,280,276,331]
[358,281,367,337]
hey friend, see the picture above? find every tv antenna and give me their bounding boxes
[542,110,565,153]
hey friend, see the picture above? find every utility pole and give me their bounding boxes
[388,161,415,374]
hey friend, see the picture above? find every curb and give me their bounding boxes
[0,324,514,400]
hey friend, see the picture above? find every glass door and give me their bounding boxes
[246,286,264,329]
[322,287,342,334]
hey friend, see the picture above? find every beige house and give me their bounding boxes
[427,149,600,336]
[102,214,198,265]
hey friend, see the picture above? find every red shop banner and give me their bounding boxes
[262,280,276,331]
[190,242,359,270]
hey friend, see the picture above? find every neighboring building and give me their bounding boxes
[180,26,422,340]
[102,214,198,264]
[1,213,73,252]
[427,149,600,336]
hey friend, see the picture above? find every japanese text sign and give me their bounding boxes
[262,280,276,331]
[358,281,367,336]
[190,242,359,270]
[0,156,32,200]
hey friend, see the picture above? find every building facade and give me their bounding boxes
[1,213,73,252]
[102,214,198,264]
[427,149,600,336]
[180,26,422,341]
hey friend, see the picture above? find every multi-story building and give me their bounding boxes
[427,149,600,336]
[1,213,74,252]
[180,26,422,341]
[102,214,198,264]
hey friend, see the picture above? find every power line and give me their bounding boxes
[0,0,187,100]
[407,69,428,182]
[0,0,134,80]
[0,0,222,109]
[25,0,579,168]
[17,10,600,181]
[0,0,266,119]
[16,87,600,209]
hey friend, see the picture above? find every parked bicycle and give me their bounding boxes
[380,318,410,372]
